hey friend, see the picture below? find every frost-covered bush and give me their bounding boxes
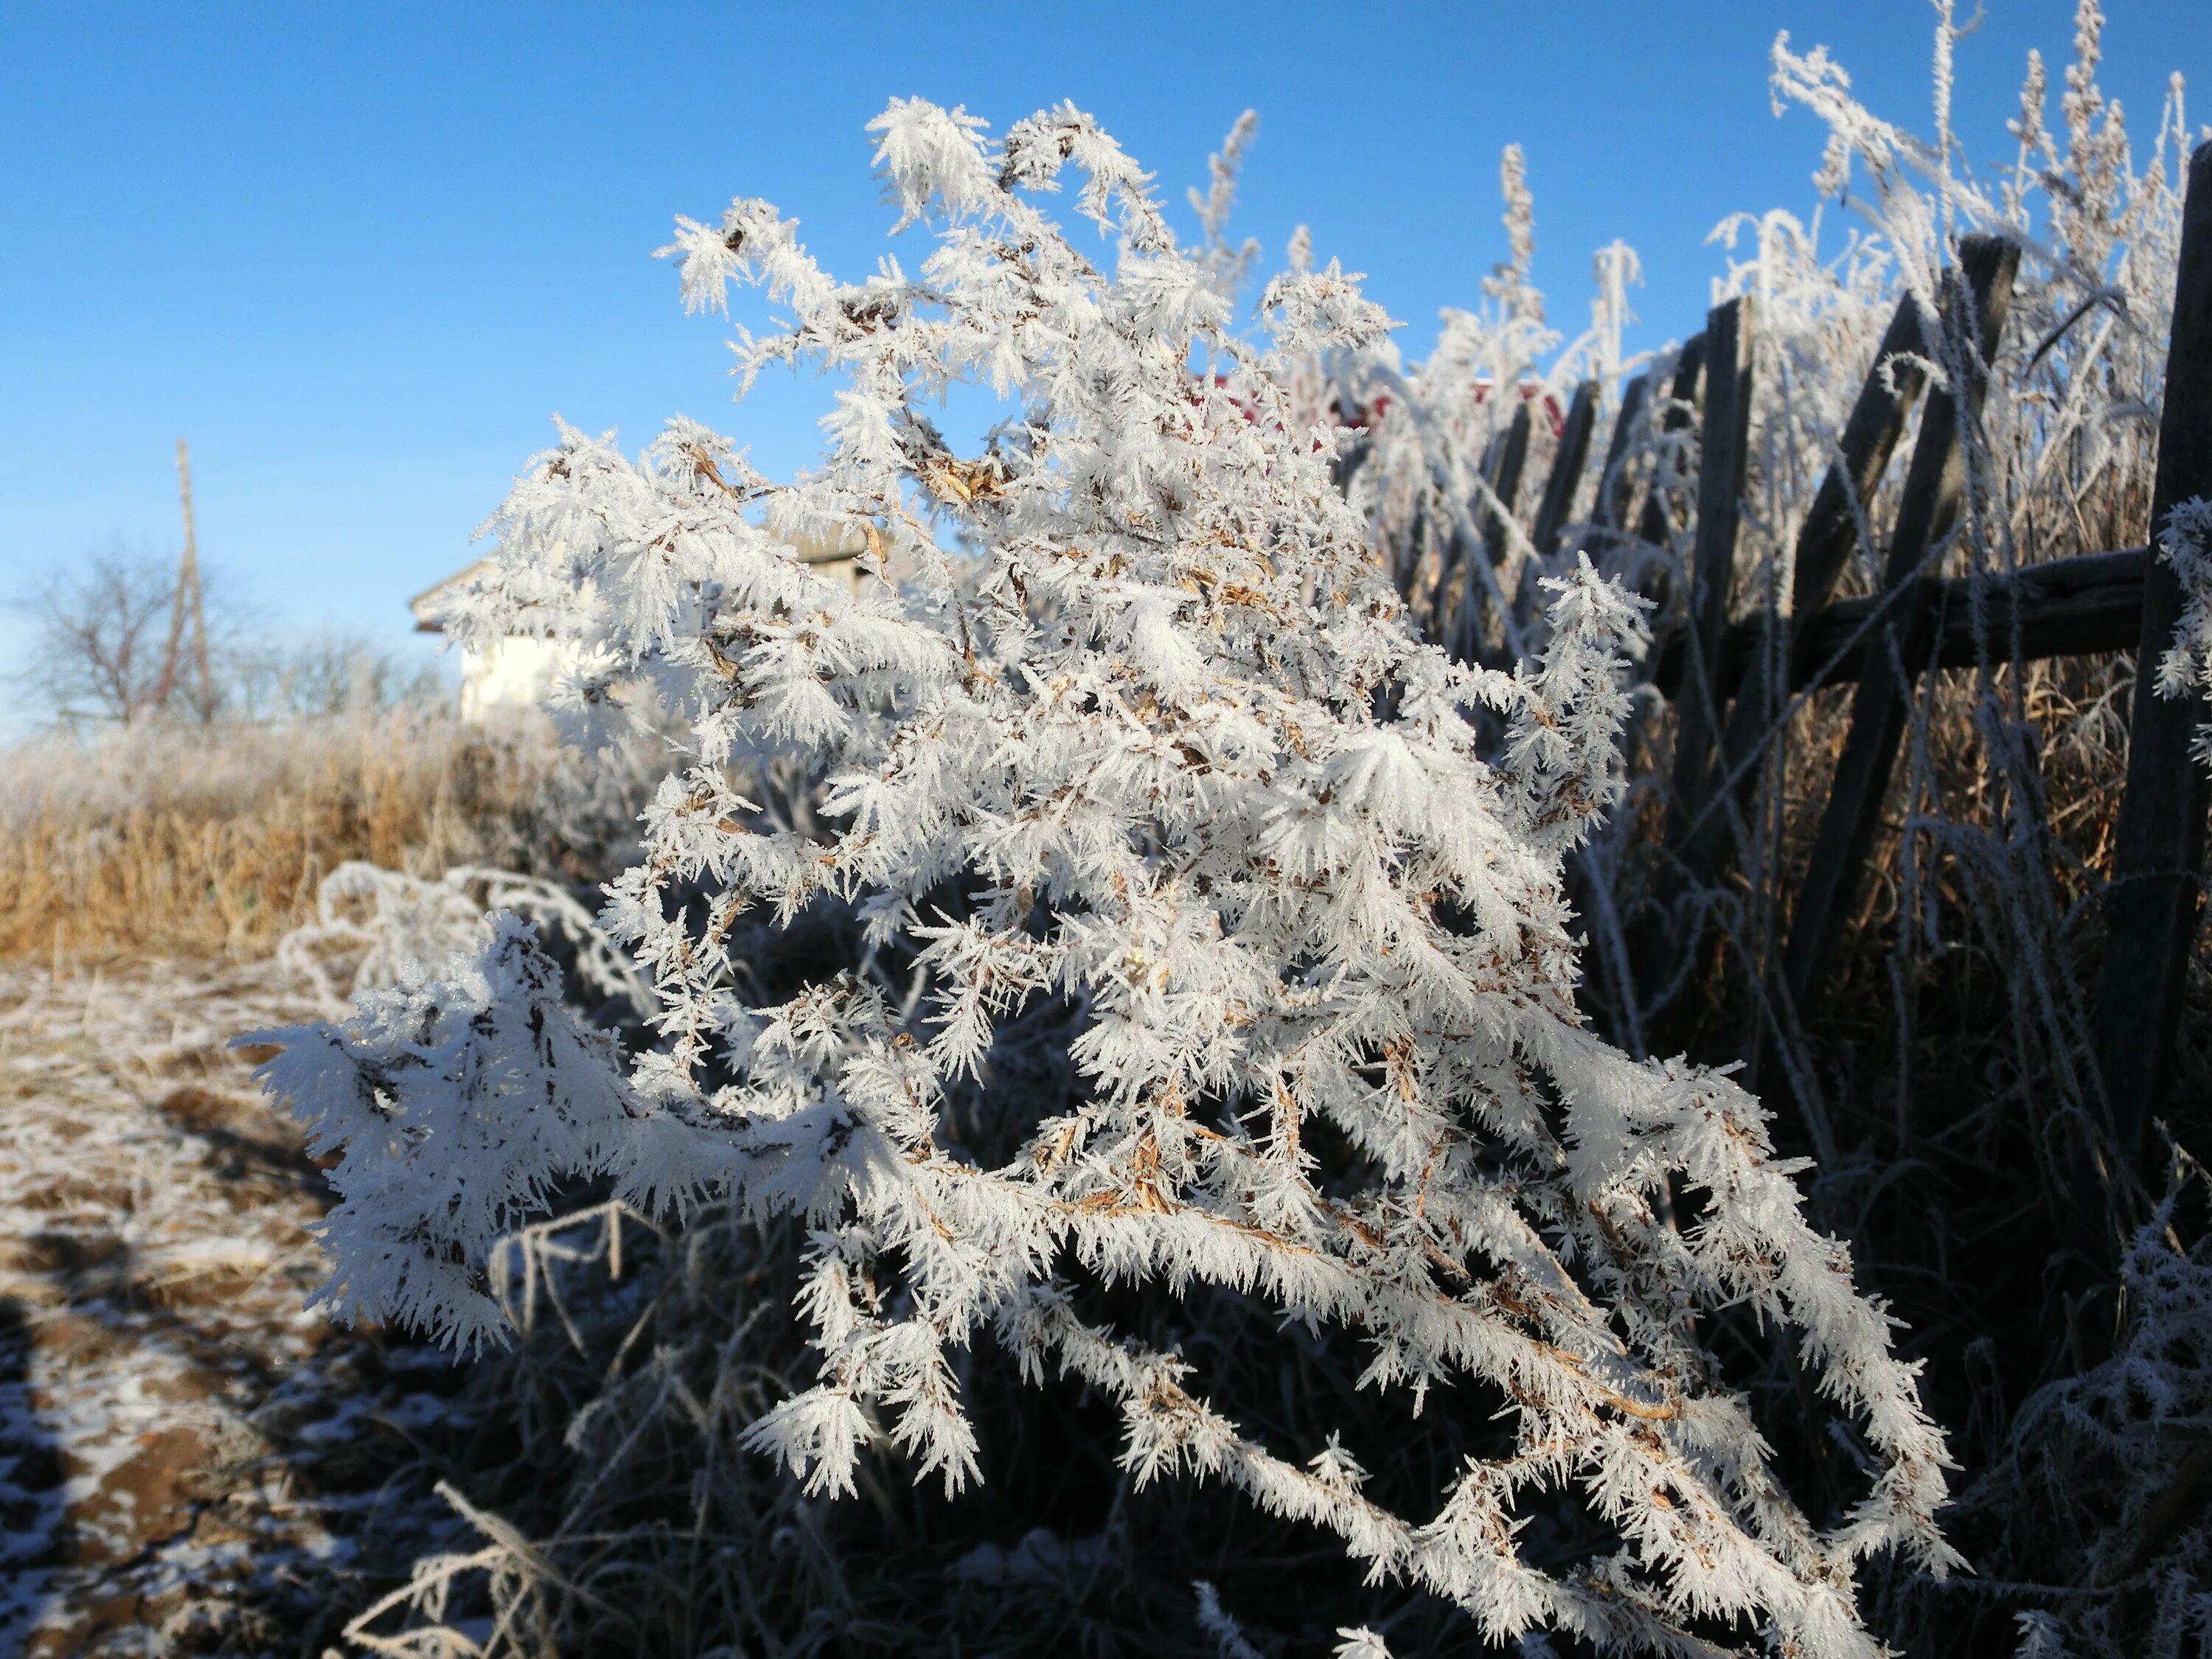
[275,859,653,1020]
[253,99,1961,1654]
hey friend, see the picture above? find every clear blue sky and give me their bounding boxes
[0,1,2200,726]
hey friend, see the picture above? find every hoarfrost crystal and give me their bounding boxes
[253,99,1958,1657]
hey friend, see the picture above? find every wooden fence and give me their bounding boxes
[1394,141,2212,1154]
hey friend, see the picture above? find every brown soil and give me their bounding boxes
[0,958,456,1656]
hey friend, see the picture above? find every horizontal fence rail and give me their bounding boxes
[1652,544,2149,702]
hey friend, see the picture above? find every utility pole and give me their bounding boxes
[154,438,212,719]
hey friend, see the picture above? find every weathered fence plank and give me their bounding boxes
[1482,400,1535,563]
[1533,380,1600,556]
[1783,236,2022,1015]
[1590,373,1650,542]
[1632,335,1706,559]
[1510,380,1604,639]
[1711,291,1938,825]
[1615,338,1705,696]
[1452,400,1536,662]
[2095,139,2212,1148]
[1667,297,1757,872]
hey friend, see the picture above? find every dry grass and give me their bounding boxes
[0,715,634,964]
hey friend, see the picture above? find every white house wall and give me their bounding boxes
[458,635,574,723]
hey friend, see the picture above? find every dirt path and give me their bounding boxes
[0,959,456,1657]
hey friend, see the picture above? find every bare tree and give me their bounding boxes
[230,633,447,720]
[18,552,186,725]
[14,552,455,731]
[14,548,248,726]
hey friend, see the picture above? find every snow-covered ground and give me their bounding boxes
[0,959,462,1656]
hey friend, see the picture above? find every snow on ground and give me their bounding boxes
[0,958,461,1656]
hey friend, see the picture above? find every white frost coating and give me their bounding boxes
[251,100,1959,1656]
[1193,1581,1265,1659]
[274,860,653,1018]
[2153,497,2212,771]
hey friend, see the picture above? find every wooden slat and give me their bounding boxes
[1454,401,1536,663]
[1667,297,1758,872]
[1427,430,1504,659]
[1482,400,1535,563]
[1713,291,1938,821]
[1426,516,1467,649]
[1511,381,1604,639]
[1330,431,1372,498]
[1655,546,2148,699]
[1615,339,1705,693]
[1622,324,1734,1025]
[2096,139,2212,1149]
[1393,504,1430,608]
[1632,335,1707,557]
[1590,373,1650,543]
[1532,380,1600,555]
[1420,421,1490,647]
[1783,236,2023,1015]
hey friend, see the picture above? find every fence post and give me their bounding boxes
[1783,236,2022,1016]
[1484,397,1535,563]
[1667,296,1757,873]
[1533,380,1600,556]
[1612,336,1707,700]
[2096,139,2212,1152]
[1715,291,1937,827]
[1590,374,1650,549]
[1633,335,1706,564]
[1454,400,1535,664]
[1509,380,1604,639]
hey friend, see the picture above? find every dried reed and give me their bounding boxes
[0,714,632,963]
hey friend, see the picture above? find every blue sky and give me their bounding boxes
[0,1,2200,728]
